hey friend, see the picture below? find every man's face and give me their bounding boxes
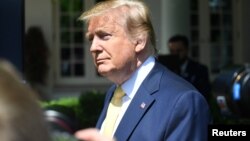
[168,41,188,61]
[86,13,137,83]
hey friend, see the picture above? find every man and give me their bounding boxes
[168,34,211,102]
[76,0,211,141]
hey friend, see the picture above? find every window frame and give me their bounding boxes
[53,0,110,86]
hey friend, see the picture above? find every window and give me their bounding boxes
[54,0,109,85]
[58,0,84,78]
[190,0,200,60]
[209,0,233,73]
[190,0,233,75]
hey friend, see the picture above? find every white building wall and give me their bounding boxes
[25,0,53,96]
[145,0,190,54]
[25,0,52,49]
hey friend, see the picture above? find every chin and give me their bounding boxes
[97,68,109,76]
[98,68,116,78]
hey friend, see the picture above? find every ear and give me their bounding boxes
[134,35,147,53]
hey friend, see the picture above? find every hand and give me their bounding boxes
[75,128,116,141]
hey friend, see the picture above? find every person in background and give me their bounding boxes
[0,59,52,141]
[168,34,211,102]
[24,26,50,101]
[76,0,211,141]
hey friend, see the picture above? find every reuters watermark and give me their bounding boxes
[208,125,250,140]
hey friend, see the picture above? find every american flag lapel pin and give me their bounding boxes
[140,102,146,109]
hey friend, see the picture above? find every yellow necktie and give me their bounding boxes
[102,86,125,137]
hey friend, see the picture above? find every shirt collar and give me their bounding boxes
[121,56,155,99]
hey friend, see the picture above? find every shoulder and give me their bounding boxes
[152,62,198,94]
[142,62,209,114]
[152,67,208,114]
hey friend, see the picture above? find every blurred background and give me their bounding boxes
[1,0,250,126]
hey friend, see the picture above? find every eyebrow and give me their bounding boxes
[86,28,110,40]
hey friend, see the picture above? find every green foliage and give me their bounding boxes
[41,97,79,108]
[41,91,105,130]
[77,91,106,128]
[51,132,78,141]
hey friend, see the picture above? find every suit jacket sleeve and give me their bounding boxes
[166,91,211,141]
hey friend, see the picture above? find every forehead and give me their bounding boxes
[87,11,125,33]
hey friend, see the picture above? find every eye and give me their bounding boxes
[102,34,111,40]
[98,32,111,41]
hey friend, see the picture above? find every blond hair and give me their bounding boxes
[79,0,157,55]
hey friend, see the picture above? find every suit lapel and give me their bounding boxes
[114,87,155,140]
[114,62,163,140]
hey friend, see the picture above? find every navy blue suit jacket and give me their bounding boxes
[96,61,211,141]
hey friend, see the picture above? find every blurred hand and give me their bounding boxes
[75,128,116,141]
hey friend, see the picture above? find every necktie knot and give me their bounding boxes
[111,86,125,106]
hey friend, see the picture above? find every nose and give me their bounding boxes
[90,36,102,52]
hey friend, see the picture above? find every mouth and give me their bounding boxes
[96,58,108,65]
